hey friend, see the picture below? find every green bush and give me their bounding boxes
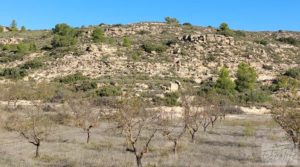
[92,28,105,43]
[270,76,299,92]
[10,20,17,32]
[122,37,131,47]
[21,26,26,32]
[153,92,180,106]
[56,73,89,84]
[240,90,270,103]
[51,35,77,47]
[215,67,236,95]
[52,23,77,36]
[0,68,27,79]
[20,59,43,70]
[75,80,97,92]
[51,24,77,47]
[183,22,192,26]
[235,62,257,92]
[0,26,3,33]
[277,37,299,46]
[255,40,268,46]
[165,17,179,25]
[285,67,300,80]
[141,42,167,53]
[217,22,234,37]
[97,86,122,97]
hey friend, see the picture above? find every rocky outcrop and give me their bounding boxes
[0,37,23,45]
[180,34,234,46]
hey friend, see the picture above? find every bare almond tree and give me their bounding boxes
[273,105,300,149]
[67,100,100,144]
[5,106,54,157]
[162,118,186,154]
[115,98,161,167]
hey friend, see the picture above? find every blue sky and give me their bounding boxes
[0,0,299,31]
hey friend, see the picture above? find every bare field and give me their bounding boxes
[0,109,298,167]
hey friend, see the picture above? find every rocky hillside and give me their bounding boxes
[0,22,300,102]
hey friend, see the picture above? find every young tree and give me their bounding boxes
[21,26,26,32]
[165,17,179,25]
[115,98,161,167]
[11,20,17,31]
[92,27,105,43]
[273,104,300,149]
[67,100,100,143]
[235,62,257,92]
[215,67,236,95]
[5,105,54,157]
[219,22,229,31]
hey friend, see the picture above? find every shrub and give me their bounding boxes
[0,68,27,79]
[285,67,300,80]
[277,37,299,46]
[52,23,76,36]
[20,59,43,70]
[165,17,179,25]
[141,42,167,53]
[51,35,77,47]
[122,37,131,47]
[97,86,122,97]
[215,67,236,95]
[21,26,26,32]
[255,40,268,46]
[270,76,299,92]
[219,23,229,31]
[240,90,270,103]
[56,73,89,84]
[10,20,17,31]
[51,24,77,47]
[75,81,97,92]
[92,28,105,43]
[164,92,180,106]
[183,22,192,26]
[0,26,3,33]
[234,30,246,37]
[218,22,234,37]
[235,62,257,92]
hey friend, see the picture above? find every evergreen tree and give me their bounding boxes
[235,62,257,92]
[11,20,17,31]
[215,67,236,95]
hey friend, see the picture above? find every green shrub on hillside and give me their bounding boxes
[141,42,167,53]
[277,37,299,46]
[235,62,257,92]
[56,73,89,84]
[0,67,27,79]
[20,59,43,70]
[0,26,3,33]
[122,37,131,47]
[215,67,236,95]
[285,67,300,80]
[165,17,179,25]
[92,28,105,43]
[51,24,77,47]
[75,80,97,92]
[97,86,122,97]
[51,35,77,47]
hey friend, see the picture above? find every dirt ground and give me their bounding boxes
[0,110,299,167]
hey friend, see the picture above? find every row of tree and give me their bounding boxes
[5,93,226,167]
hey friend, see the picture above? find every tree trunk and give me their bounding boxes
[191,132,195,143]
[35,143,40,158]
[87,129,90,144]
[173,140,178,154]
[136,155,143,167]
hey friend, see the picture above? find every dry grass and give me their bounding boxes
[0,110,297,167]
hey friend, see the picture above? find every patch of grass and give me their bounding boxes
[55,73,89,84]
[96,85,122,97]
[243,124,255,136]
